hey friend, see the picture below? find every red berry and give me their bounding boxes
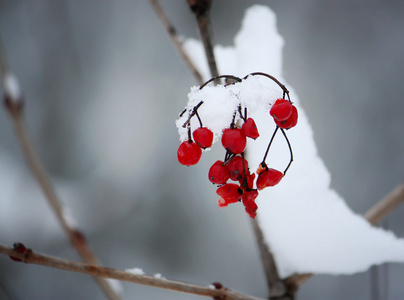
[177,140,202,166]
[216,183,243,207]
[208,160,230,184]
[242,190,259,218]
[221,128,247,154]
[256,168,283,190]
[193,127,214,149]
[240,172,255,191]
[241,118,259,140]
[227,155,248,181]
[270,99,293,121]
[275,105,298,129]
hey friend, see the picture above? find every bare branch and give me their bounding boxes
[1,243,265,300]
[187,0,220,84]
[0,39,120,300]
[150,0,204,84]
[364,183,404,225]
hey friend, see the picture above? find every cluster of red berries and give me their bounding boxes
[177,73,298,218]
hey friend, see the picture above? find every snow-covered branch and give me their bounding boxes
[0,243,264,300]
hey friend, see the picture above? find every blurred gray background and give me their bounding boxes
[0,1,403,299]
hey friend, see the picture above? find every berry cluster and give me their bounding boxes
[177,72,298,218]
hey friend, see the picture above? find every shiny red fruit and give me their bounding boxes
[216,183,243,207]
[256,168,283,190]
[275,105,298,129]
[208,160,230,184]
[193,127,214,149]
[177,141,202,166]
[221,128,247,154]
[270,99,293,121]
[241,118,259,140]
[227,155,248,181]
[242,190,259,218]
[240,172,255,191]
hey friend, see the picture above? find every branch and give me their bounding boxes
[1,243,265,300]
[0,38,120,300]
[364,183,404,225]
[187,0,220,84]
[149,0,203,84]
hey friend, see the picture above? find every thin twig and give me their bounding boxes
[187,0,220,84]
[0,243,265,300]
[0,39,120,300]
[364,183,404,225]
[149,0,203,84]
[284,182,404,289]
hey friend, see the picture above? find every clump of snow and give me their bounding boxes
[176,75,280,144]
[153,273,165,280]
[125,267,145,275]
[179,5,404,278]
[3,72,22,102]
[106,278,124,296]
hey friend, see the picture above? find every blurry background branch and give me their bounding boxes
[0,243,264,300]
[186,0,220,84]
[150,0,203,84]
[0,37,121,300]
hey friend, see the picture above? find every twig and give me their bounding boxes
[149,0,203,84]
[0,243,265,300]
[284,182,404,290]
[364,183,404,225]
[0,38,120,300]
[187,0,220,84]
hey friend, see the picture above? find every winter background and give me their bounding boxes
[0,1,403,300]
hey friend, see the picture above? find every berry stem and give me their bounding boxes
[199,75,242,90]
[240,152,250,191]
[280,128,294,175]
[182,101,204,128]
[195,110,203,127]
[261,126,279,165]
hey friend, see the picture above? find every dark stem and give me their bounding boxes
[261,126,279,165]
[182,101,204,128]
[280,128,294,175]
[150,0,203,84]
[187,0,220,84]
[199,75,242,90]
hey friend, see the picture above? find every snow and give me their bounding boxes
[153,273,165,280]
[105,278,123,296]
[3,72,22,102]
[125,267,145,275]
[178,5,404,278]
